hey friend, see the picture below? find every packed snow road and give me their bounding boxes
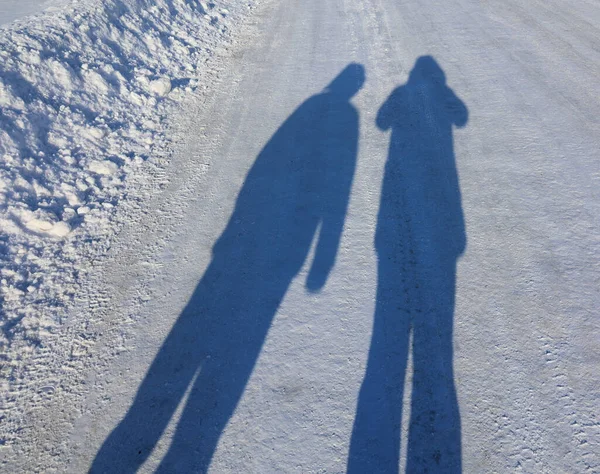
[0,0,56,26]
[6,0,600,471]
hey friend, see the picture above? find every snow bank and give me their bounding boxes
[0,0,255,409]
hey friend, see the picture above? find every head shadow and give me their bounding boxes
[89,63,364,473]
[348,55,468,473]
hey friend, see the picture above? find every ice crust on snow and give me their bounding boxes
[0,0,255,443]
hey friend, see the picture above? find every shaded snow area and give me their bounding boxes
[0,0,257,446]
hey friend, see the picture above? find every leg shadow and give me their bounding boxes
[90,63,365,473]
[348,56,468,473]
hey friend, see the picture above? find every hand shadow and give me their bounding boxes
[348,56,468,473]
[90,63,365,473]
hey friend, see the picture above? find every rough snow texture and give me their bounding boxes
[0,0,257,447]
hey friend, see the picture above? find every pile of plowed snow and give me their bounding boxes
[0,0,256,402]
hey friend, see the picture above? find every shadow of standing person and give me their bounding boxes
[348,56,467,473]
[90,63,365,473]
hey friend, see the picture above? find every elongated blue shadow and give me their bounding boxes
[90,63,364,473]
[348,56,468,473]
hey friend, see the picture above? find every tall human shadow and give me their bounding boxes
[348,56,468,473]
[90,64,364,473]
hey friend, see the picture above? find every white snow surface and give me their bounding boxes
[0,0,62,27]
[0,0,258,450]
[2,0,600,471]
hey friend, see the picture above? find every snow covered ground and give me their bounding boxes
[0,0,260,457]
[0,0,61,26]
[2,0,600,471]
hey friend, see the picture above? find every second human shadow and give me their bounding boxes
[90,64,364,473]
[348,56,468,473]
